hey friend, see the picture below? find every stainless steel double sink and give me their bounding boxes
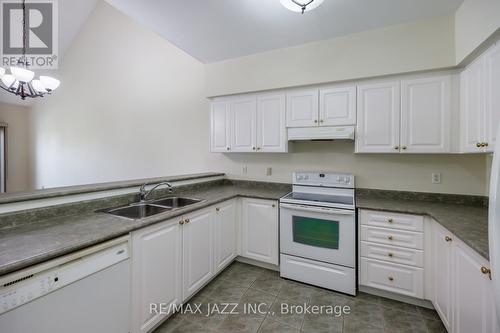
[103,197,204,220]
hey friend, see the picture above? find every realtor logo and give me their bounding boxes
[0,0,58,69]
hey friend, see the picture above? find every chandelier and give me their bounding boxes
[0,0,60,100]
[280,0,324,14]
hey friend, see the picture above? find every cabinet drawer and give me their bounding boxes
[360,226,423,249]
[360,241,423,267]
[360,210,424,232]
[360,258,423,298]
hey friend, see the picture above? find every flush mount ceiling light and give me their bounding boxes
[280,0,324,14]
[0,0,60,100]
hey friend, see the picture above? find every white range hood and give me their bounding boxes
[287,126,355,141]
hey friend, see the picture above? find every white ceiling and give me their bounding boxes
[0,0,98,106]
[106,0,464,63]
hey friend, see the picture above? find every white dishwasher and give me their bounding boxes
[0,237,131,333]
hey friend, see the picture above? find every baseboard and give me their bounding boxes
[359,285,434,309]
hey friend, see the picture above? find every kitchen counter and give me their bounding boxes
[0,180,290,277]
[356,192,489,260]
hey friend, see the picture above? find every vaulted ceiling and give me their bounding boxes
[106,0,464,63]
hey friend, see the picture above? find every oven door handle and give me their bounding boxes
[279,203,355,215]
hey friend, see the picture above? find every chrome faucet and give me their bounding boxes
[139,181,174,202]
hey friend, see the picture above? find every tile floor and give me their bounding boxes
[154,261,446,333]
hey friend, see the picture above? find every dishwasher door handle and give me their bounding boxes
[279,203,355,215]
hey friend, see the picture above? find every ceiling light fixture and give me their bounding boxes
[0,0,60,100]
[280,0,324,14]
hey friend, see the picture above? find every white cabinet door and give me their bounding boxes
[241,198,278,265]
[432,223,453,331]
[453,239,499,333]
[231,97,256,152]
[214,200,237,273]
[182,208,214,300]
[461,58,486,153]
[286,89,319,127]
[210,100,231,152]
[131,220,181,333]
[400,76,451,153]
[256,93,287,152]
[319,86,356,126]
[485,42,500,153]
[356,81,401,153]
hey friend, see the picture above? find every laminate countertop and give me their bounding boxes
[0,181,291,277]
[356,194,489,260]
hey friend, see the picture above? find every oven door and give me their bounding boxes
[280,203,355,267]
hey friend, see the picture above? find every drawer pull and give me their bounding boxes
[388,253,394,257]
[445,236,452,242]
[481,266,492,280]
[388,276,394,281]
[388,235,394,241]
[388,218,394,223]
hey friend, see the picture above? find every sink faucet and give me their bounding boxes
[139,181,174,202]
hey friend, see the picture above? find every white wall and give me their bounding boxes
[455,0,500,64]
[205,15,455,97]
[29,1,213,189]
[208,141,488,196]
[0,102,31,192]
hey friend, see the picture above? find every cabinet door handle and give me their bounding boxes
[215,207,220,212]
[252,146,256,150]
[314,120,318,123]
[388,276,394,281]
[388,235,394,240]
[184,218,190,224]
[394,146,399,150]
[388,253,394,257]
[388,218,394,224]
[445,236,452,242]
[272,204,276,208]
[401,146,407,150]
[481,266,492,280]
[179,219,185,225]
[256,147,261,150]
[485,142,489,147]
[226,147,231,151]
[320,119,324,123]
[476,142,482,148]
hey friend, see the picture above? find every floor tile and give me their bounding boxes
[379,297,420,314]
[424,318,448,333]
[209,279,248,301]
[310,288,350,306]
[217,313,265,333]
[239,287,277,313]
[277,279,317,302]
[250,275,284,295]
[301,312,343,333]
[418,306,442,321]
[345,300,384,324]
[267,297,308,329]
[344,317,384,333]
[257,317,300,333]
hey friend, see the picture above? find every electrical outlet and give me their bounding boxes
[242,165,248,174]
[432,173,441,184]
[266,167,272,176]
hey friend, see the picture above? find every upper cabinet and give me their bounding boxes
[230,96,257,152]
[319,86,357,126]
[461,42,500,153]
[286,89,319,127]
[210,100,231,152]
[356,81,401,153]
[210,93,287,153]
[256,94,287,152]
[401,76,451,153]
[286,86,356,128]
[356,76,452,153]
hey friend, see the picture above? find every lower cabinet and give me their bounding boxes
[130,197,277,333]
[214,199,238,273]
[131,219,182,333]
[432,220,499,333]
[241,198,279,265]
[182,207,214,301]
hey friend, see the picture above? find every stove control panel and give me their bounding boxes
[294,171,354,188]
